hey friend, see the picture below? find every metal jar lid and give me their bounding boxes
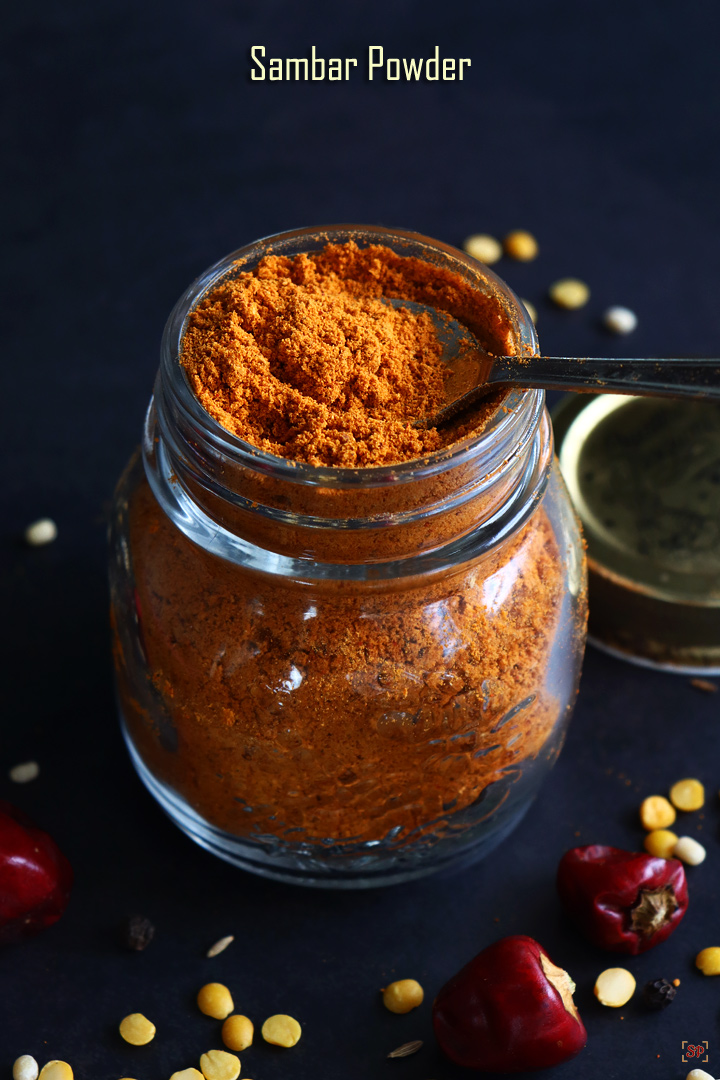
[552,393,720,674]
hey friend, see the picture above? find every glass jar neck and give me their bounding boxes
[142,225,552,581]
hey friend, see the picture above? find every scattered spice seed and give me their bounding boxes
[549,278,590,309]
[199,1050,241,1080]
[594,967,636,1007]
[387,1040,423,1059]
[463,233,502,265]
[639,795,676,830]
[642,977,677,1009]
[8,761,40,783]
[24,518,58,546]
[206,934,234,958]
[119,1012,156,1045]
[222,1014,254,1051]
[603,306,638,334]
[691,678,718,693]
[13,1057,39,1080]
[261,1014,302,1047]
[644,829,678,858]
[38,1065,72,1080]
[673,836,706,866]
[669,778,705,811]
[504,230,539,261]
[125,914,155,951]
[695,947,720,975]
[673,978,681,987]
[197,982,234,1019]
[382,978,425,1014]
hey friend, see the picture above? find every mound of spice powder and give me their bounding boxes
[181,241,513,466]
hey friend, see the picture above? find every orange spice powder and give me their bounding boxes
[181,241,512,467]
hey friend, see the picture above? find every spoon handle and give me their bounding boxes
[491,356,720,398]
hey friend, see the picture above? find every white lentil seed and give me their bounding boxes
[206,934,234,958]
[463,234,503,265]
[686,1070,714,1080]
[673,836,707,865]
[13,1057,39,1080]
[24,518,58,546]
[9,761,40,784]
[603,306,638,334]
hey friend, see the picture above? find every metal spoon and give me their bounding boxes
[397,305,720,428]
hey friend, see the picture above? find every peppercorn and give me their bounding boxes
[124,915,155,951]
[642,977,677,1009]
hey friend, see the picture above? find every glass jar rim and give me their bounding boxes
[159,223,540,488]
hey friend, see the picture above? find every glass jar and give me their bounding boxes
[110,225,587,887]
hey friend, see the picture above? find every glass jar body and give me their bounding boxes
[111,449,586,887]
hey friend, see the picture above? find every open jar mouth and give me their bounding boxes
[144,224,552,578]
[159,223,540,489]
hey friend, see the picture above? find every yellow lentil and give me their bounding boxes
[37,1066,72,1080]
[640,795,676,830]
[669,778,705,812]
[549,278,590,309]
[170,1071,204,1080]
[118,1013,156,1046]
[222,1015,254,1052]
[696,947,720,975]
[593,968,636,1007]
[504,230,539,261]
[463,234,502,265]
[261,1014,302,1048]
[197,982,234,1019]
[644,829,678,859]
[382,978,425,1014]
[199,1050,240,1080]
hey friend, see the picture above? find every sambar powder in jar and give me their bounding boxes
[111,229,586,884]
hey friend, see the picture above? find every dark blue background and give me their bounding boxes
[3,2,720,1077]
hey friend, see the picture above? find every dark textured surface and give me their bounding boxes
[2,2,720,1077]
